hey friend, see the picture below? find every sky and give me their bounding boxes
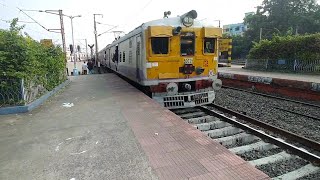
[0,0,298,52]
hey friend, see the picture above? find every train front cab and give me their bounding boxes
[145,26,222,109]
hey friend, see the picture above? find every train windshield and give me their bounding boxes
[180,32,195,56]
[151,37,169,54]
[204,38,216,54]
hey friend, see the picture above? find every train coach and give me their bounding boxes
[98,10,223,109]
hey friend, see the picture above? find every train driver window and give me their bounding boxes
[204,38,215,54]
[151,37,169,54]
[181,32,195,56]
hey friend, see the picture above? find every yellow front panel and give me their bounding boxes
[148,26,172,37]
[203,27,222,38]
[145,27,222,80]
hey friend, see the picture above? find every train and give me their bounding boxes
[98,10,223,109]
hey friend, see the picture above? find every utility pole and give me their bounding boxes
[58,10,66,60]
[88,44,94,59]
[68,15,82,75]
[77,39,89,60]
[93,14,103,66]
[85,39,88,60]
[37,9,68,75]
[259,28,262,41]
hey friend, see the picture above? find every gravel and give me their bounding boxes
[297,171,320,180]
[224,138,260,149]
[238,148,282,161]
[257,158,308,178]
[215,88,320,142]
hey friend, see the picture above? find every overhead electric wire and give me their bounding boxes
[121,0,153,32]
[0,18,36,24]
[96,22,116,26]
[17,7,49,31]
[98,25,119,36]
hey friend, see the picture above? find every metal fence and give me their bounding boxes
[245,59,320,73]
[0,78,24,107]
[0,77,47,107]
[219,59,246,65]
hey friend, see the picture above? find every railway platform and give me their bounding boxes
[0,74,269,180]
[218,65,320,102]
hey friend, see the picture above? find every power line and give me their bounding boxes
[0,18,36,24]
[96,22,117,26]
[98,25,119,37]
[122,0,153,26]
[17,7,49,31]
[139,0,153,12]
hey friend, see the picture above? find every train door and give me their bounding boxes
[108,49,111,68]
[136,35,141,81]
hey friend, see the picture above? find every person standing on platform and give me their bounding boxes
[87,60,94,74]
[82,61,88,75]
[97,61,101,74]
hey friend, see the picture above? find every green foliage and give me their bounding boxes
[245,0,320,39]
[230,35,253,59]
[236,0,320,58]
[248,33,320,60]
[0,18,66,92]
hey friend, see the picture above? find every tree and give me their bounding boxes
[229,35,252,59]
[234,0,320,59]
[245,0,320,40]
[0,18,65,90]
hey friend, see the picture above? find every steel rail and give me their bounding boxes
[273,106,320,121]
[222,86,320,108]
[205,104,320,152]
[198,106,320,165]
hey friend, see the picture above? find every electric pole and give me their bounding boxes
[88,44,94,60]
[58,10,67,61]
[68,15,82,75]
[38,10,68,75]
[93,14,103,66]
[85,39,88,60]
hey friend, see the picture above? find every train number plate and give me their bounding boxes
[184,58,193,64]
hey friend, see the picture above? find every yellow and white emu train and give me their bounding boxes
[98,10,222,109]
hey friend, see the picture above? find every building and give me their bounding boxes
[223,23,247,36]
[223,12,254,36]
[66,46,89,62]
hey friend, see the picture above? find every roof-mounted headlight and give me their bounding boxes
[180,10,197,27]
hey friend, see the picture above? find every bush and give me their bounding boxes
[0,18,66,92]
[248,33,320,61]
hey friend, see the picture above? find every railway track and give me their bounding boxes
[222,86,320,108]
[172,104,320,179]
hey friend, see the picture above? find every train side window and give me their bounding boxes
[151,37,168,54]
[204,38,215,53]
[123,51,126,62]
[181,32,195,56]
[119,52,122,62]
[129,38,132,48]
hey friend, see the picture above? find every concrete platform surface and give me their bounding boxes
[0,74,157,180]
[219,65,320,83]
[0,74,269,180]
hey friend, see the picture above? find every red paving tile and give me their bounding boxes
[115,78,270,179]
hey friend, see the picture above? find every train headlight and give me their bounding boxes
[209,70,215,76]
[212,79,222,90]
[182,16,194,27]
[183,83,192,91]
[180,10,197,27]
[166,82,178,95]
